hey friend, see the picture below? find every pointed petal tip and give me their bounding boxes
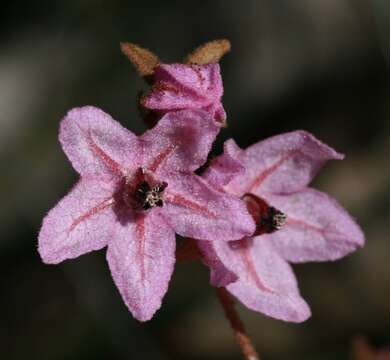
[198,240,239,287]
[60,106,103,130]
[130,306,159,322]
[60,106,111,136]
[38,235,63,265]
[63,105,104,116]
[284,297,312,323]
[37,179,115,265]
[251,294,312,323]
[224,138,242,156]
[37,244,60,265]
[106,212,175,325]
[266,189,365,263]
[228,130,347,195]
[293,130,345,160]
[354,220,366,247]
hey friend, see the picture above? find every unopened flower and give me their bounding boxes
[141,63,226,125]
[38,106,255,321]
[199,131,365,322]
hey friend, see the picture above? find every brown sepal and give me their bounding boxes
[185,39,231,65]
[120,42,160,80]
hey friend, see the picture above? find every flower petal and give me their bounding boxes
[224,131,344,196]
[213,238,311,322]
[202,139,245,189]
[106,210,175,321]
[38,178,116,264]
[162,173,255,241]
[197,240,238,287]
[59,106,141,177]
[142,63,223,110]
[263,189,365,262]
[141,110,219,173]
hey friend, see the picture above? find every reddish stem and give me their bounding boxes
[216,287,260,360]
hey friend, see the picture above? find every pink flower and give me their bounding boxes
[199,131,365,322]
[38,106,255,321]
[141,63,226,125]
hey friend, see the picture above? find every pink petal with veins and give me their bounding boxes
[213,238,311,322]
[142,63,225,123]
[38,178,117,264]
[224,131,344,196]
[162,173,255,241]
[262,189,365,262]
[106,210,175,321]
[141,110,218,174]
[59,106,141,177]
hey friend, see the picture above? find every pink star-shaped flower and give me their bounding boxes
[38,106,255,321]
[199,131,365,322]
[141,63,226,125]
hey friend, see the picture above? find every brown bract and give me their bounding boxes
[185,39,231,65]
[120,42,160,78]
[121,39,231,76]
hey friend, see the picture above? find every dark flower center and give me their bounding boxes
[243,194,287,235]
[135,181,167,210]
[122,168,168,211]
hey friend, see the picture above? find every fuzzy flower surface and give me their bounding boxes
[38,106,255,321]
[141,63,226,125]
[199,131,365,322]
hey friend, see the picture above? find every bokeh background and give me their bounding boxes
[1,1,390,359]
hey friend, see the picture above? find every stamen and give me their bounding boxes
[135,180,167,210]
[122,168,168,211]
[260,206,287,232]
[271,208,287,230]
[243,194,287,235]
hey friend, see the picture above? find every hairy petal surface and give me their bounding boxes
[141,110,218,174]
[106,210,176,321]
[39,178,116,264]
[263,189,365,262]
[60,106,141,177]
[197,240,238,287]
[143,63,223,110]
[162,173,255,241]
[224,131,344,196]
[213,238,311,322]
[203,139,245,189]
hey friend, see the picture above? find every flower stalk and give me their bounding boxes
[217,287,260,360]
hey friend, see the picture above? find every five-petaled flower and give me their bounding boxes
[141,63,226,125]
[38,106,255,321]
[199,131,365,322]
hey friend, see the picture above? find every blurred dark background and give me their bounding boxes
[1,1,390,359]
